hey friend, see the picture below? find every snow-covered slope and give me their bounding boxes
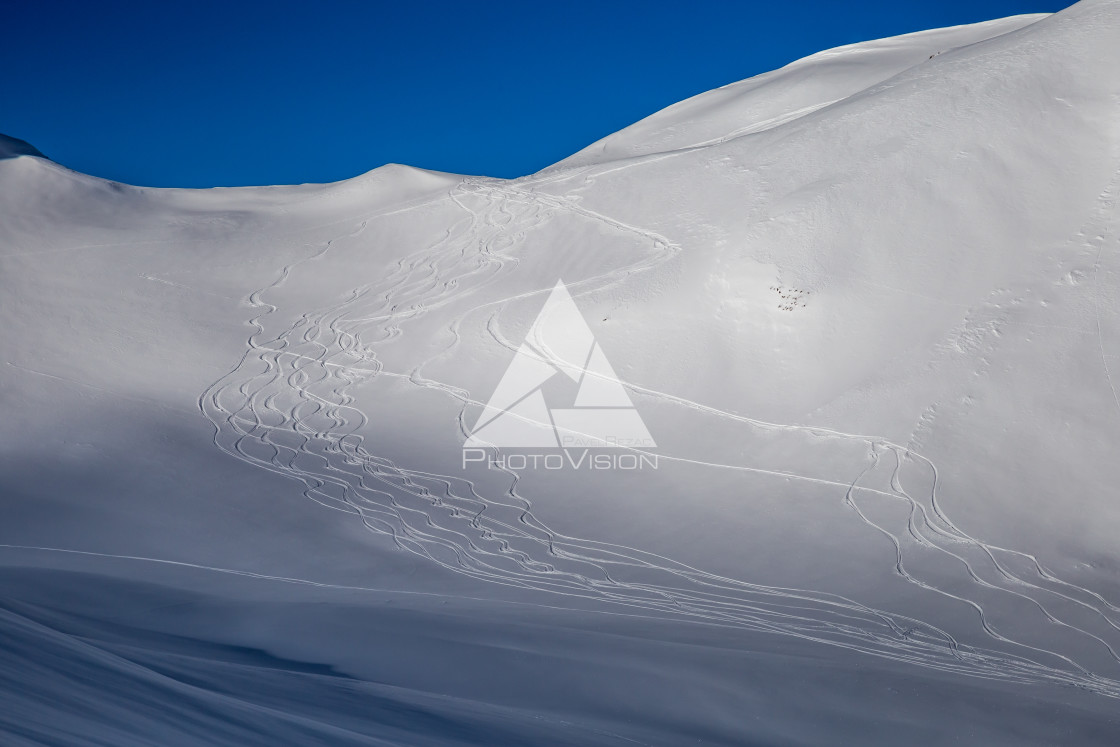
[550,13,1047,169]
[4,2,1120,744]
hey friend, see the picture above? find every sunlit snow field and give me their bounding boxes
[4,2,1120,744]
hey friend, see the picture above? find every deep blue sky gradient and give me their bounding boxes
[2,0,1066,187]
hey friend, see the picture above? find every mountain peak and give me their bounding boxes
[0,133,46,160]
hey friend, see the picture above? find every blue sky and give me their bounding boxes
[3,0,1064,187]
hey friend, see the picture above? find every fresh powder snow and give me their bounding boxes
[3,2,1120,744]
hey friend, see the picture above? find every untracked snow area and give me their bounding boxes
[4,1,1120,744]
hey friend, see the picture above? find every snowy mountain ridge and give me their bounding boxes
[3,2,1120,744]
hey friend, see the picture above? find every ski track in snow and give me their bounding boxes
[176,159,1120,696]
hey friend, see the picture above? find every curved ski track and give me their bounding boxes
[189,170,1120,698]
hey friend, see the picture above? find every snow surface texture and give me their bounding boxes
[4,2,1120,744]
